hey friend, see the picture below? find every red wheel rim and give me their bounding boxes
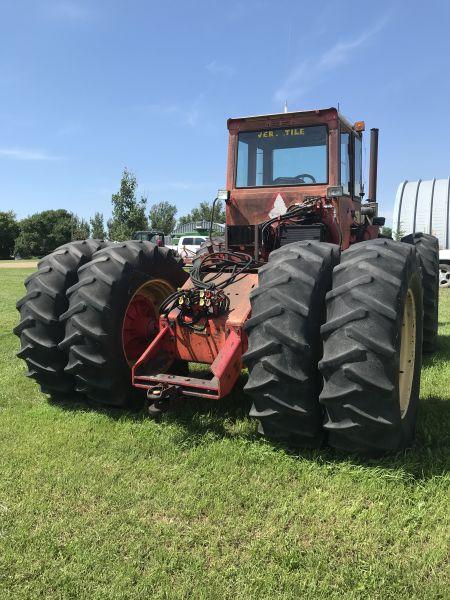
[122,279,175,365]
[122,293,159,363]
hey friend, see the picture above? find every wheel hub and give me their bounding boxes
[399,288,416,418]
[122,279,174,365]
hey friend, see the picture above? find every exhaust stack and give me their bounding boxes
[368,128,379,202]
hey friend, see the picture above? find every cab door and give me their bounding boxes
[352,133,363,228]
[338,125,363,248]
[338,126,354,248]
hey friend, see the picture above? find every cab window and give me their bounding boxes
[236,125,328,187]
[354,135,362,197]
[340,132,351,195]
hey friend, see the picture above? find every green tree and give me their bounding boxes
[393,222,405,241]
[108,168,148,241]
[14,209,73,258]
[71,215,90,241]
[90,212,106,239]
[149,201,177,234]
[178,200,226,226]
[381,226,392,238]
[0,211,20,259]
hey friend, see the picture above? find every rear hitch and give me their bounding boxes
[146,384,179,417]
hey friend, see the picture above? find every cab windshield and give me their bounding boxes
[236,125,327,188]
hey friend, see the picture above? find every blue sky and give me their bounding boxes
[1,0,450,226]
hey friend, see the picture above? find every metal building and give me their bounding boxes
[393,178,450,249]
[393,178,450,287]
[171,220,225,235]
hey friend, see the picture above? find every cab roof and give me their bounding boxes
[227,107,357,133]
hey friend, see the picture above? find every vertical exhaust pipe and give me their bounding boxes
[368,128,379,202]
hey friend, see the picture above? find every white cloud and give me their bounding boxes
[274,18,388,103]
[205,61,235,77]
[0,148,61,161]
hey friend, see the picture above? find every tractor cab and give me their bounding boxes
[225,108,378,251]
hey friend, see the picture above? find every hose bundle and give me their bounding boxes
[160,250,253,331]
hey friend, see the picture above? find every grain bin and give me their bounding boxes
[393,179,450,287]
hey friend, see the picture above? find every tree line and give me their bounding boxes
[0,169,226,259]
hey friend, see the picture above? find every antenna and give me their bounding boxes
[283,24,292,115]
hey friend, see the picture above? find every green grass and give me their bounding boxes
[0,268,449,599]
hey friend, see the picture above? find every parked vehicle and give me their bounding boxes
[166,235,207,264]
[133,231,165,246]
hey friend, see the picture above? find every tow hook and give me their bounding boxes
[146,384,179,417]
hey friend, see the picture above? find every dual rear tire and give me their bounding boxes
[15,240,188,407]
[245,238,435,454]
[14,239,108,397]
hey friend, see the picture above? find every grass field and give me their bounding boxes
[0,268,449,599]
[0,260,38,269]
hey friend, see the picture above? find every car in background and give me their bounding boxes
[166,235,207,265]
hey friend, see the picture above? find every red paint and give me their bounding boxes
[133,329,243,400]
[123,293,159,363]
[132,273,257,400]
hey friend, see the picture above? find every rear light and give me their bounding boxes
[326,185,343,198]
[217,189,230,202]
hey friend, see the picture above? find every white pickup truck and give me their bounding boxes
[166,235,207,264]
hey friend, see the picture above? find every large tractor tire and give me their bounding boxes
[14,239,107,396]
[319,239,423,454]
[59,241,188,407]
[402,233,439,352]
[243,241,340,448]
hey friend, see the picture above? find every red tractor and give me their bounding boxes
[15,108,440,454]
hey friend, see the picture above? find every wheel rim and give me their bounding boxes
[399,288,416,418]
[439,265,450,288]
[122,279,174,366]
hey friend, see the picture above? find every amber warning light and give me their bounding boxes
[354,121,365,132]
